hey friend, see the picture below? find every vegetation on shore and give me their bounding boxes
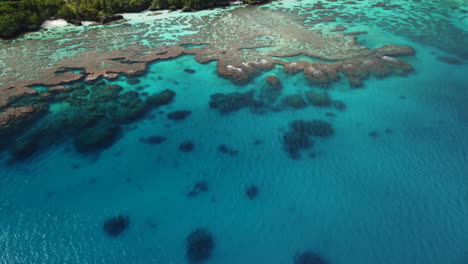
[0,0,269,39]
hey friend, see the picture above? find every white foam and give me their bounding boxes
[41,19,69,28]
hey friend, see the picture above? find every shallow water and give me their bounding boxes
[1,1,468,264]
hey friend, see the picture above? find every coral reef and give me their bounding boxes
[294,251,328,264]
[74,122,122,153]
[283,120,333,159]
[167,110,192,121]
[139,136,167,145]
[282,95,307,109]
[103,215,130,238]
[179,141,195,152]
[186,229,215,262]
[217,144,238,156]
[209,91,255,113]
[187,180,209,197]
[305,90,331,107]
[245,185,259,200]
[0,3,418,157]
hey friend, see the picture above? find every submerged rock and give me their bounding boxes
[146,89,176,107]
[217,144,238,156]
[91,84,123,101]
[369,131,379,138]
[103,215,130,237]
[179,141,194,152]
[126,78,140,85]
[258,76,282,104]
[245,185,259,200]
[209,90,254,113]
[186,229,215,262]
[264,75,282,89]
[283,130,313,159]
[331,100,346,111]
[74,122,121,153]
[139,136,167,145]
[282,94,307,109]
[347,76,363,88]
[437,56,462,65]
[290,120,334,138]
[187,180,209,197]
[167,110,192,121]
[294,251,328,264]
[184,68,196,74]
[114,91,147,123]
[305,90,331,107]
[9,137,40,161]
[283,120,333,159]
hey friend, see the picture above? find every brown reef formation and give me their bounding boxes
[0,6,416,150]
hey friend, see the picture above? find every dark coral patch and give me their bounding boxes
[167,110,192,121]
[9,137,40,161]
[245,185,259,200]
[209,90,254,113]
[294,251,328,264]
[126,78,141,85]
[305,90,331,107]
[139,136,167,145]
[282,95,307,109]
[187,180,209,198]
[179,141,195,152]
[74,122,121,153]
[103,215,130,238]
[186,229,215,262]
[146,89,176,107]
[290,120,334,138]
[283,120,333,159]
[217,144,238,156]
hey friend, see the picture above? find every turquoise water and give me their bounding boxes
[1,1,468,264]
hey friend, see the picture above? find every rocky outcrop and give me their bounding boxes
[0,105,48,137]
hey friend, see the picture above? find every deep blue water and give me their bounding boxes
[1,1,468,264]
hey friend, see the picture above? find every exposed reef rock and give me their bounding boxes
[374,44,415,57]
[0,105,48,137]
[103,215,130,238]
[265,75,282,88]
[186,229,215,262]
[303,62,341,86]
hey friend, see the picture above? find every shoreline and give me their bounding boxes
[0,0,270,40]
